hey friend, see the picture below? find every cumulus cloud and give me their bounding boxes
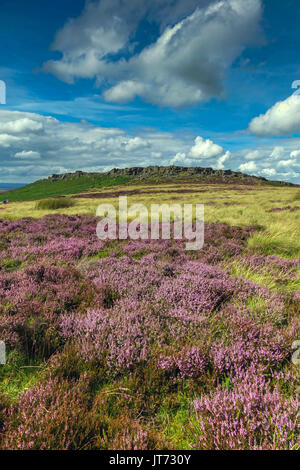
[260,168,277,177]
[14,150,41,160]
[170,135,231,170]
[216,151,231,169]
[249,95,300,137]
[239,161,257,173]
[0,117,43,134]
[124,137,150,152]
[277,159,296,168]
[237,143,300,181]
[0,109,187,182]
[244,149,262,160]
[1,109,300,184]
[270,146,285,160]
[189,136,223,159]
[43,0,263,107]
[0,134,27,148]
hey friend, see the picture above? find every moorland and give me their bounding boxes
[0,167,299,450]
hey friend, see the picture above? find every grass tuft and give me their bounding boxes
[35,198,75,210]
[292,190,300,201]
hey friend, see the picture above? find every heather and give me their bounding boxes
[0,214,299,450]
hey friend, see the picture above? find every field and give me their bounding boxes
[0,181,299,450]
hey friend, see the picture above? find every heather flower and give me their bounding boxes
[192,373,299,450]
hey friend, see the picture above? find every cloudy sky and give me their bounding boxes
[0,0,300,183]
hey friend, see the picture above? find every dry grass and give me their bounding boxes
[1,183,300,258]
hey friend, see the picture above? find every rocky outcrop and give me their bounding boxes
[45,166,296,186]
[106,165,267,181]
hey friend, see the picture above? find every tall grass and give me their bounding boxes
[35,198,75,210]
[2,183,300,260]
[292,190,300,201]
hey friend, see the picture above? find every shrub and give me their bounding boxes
[1,374,102,450]
[192,374,299,450]
[0,214,298,450]
[1,371,163,450]
[35,198,75,210]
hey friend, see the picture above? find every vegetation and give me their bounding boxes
[1,166,296,203]
[0,173,131,202]
[35,198,75,210]
[292,190,300,201]
[0,177,299,450]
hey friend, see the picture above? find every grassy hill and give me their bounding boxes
[0,166,297,202]
[0,173,131,202]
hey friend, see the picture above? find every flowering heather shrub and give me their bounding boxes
[210,327,289,378]
[158,346,208,380]
[2,374,100,450]
[1,367,163,450]
[0,263,97,356]
[0,214,298,450]
[155,262,237,313]
[61,299,162,374]
[107,418,160,450]
[193,374,299,450]
[89,256,164,302]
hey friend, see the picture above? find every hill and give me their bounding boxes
[0,166,297,202]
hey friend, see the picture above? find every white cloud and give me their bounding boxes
[1,109,300,184]
[125,137,150,152]
[170,136,232,170]
[14,150,41,160]
[189,136,224,159]
[0,134,28,148]
[216,151,231,169]
[244,149,263,160]
[270,146,285,159]
[104,81,147,104]
[236,142,300,182]
[43,0,263,107]
[171,152,189,165]
[239,161,257,173]
[249,95,300,137]
[261,168,276,177]
[0,109,187,182]
[0,117,43,134]
[277,159,296,168]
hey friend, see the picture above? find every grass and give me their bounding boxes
[0,351,41,401]
[292,190,300,201]
[2,182,300,258]
[0,179,299,450]
[35,197,75,210]
[0,174,131,202]
[227,261,300,293]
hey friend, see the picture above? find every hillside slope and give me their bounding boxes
[1,166,296,202]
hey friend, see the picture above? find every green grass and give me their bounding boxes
[0,174,131,202]
[0,351,41,401]
[292,190,300,201]
[0,258,22,272]
[35,197,75,210]
[247,224,300,258]
[227,261,300,293]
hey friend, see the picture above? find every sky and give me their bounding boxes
[0,0,300,184]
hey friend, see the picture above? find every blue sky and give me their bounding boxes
[0,0,300,183]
